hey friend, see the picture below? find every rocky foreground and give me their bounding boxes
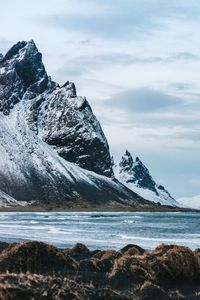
[0,241,200,299]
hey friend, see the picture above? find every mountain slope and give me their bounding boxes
[0,40,147,207]
[114,150,178,206]
[0,190,26,207]
[0,40,113,177]
[0,103,145,205]
[178,195,200,209]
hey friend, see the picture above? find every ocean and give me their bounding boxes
[1,211,200,250]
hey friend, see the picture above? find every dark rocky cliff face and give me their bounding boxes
[119,150,158,193]
[28,85,113,178]
[0,40,146,206]
[0,40,113,177]
[114,150,177,206]
[0,41,48,115]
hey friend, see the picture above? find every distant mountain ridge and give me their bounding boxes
[114,150,178,206]
[178,195,200,209]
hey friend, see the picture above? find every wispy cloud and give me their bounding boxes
[37,0,200,39]
[106,88,183,113]
[56,52,200,78]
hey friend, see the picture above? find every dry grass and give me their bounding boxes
[0,241,200,299]
[0,241,79,274]
[147,244,200,281]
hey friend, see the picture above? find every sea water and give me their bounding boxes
[0,211,200,250]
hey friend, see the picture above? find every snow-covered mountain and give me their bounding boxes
[0,40,113,177]
[178,195,200,209]
[114,150,178,206]
[0,189,27,208]
[0,40,147,207]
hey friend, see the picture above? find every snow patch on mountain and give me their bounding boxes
[178,195,200,209]
[0,40,113,177]
[114,150,178,206]
[0,189,27,207]
[0,100,144,206]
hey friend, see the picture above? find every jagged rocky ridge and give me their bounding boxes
[0,40,112,177]
[0,40,149,207]
[114,150,177,206]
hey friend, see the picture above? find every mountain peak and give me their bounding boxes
[119,150,134,171]
[62,81,77,98]
[121,153,154,190]
[125,149,131,156]
[0,40,114,178]
[3,41,27,61]
[3,40,38,61]
[0,40,48,115]
[114,150,177,206]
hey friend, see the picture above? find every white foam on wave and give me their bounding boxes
[0,212,200,250]
[123,220,135,224]
[30,220,38,224]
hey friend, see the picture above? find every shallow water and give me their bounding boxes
[0,211,200,250]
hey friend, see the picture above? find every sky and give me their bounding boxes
[0,0,199,199]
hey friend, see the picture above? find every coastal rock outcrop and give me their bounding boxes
[0,241,200,299]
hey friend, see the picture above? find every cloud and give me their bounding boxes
[189,179,200,186]
[106,88,183,113]
[131,52,200,64]
[36,0,200,39]
[56,51,200,79]
[0,38,13,55]
[168,82,196,91]
[170,52,200,61]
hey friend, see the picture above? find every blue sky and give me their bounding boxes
[0,0,199,199]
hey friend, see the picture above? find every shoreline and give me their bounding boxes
[0,202,198,213]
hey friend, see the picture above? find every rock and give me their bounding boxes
[0,40,113,177]
[0,241,79,274]
[168,290,186,300]
[93,250,121,260]
[109,255,150,288]
[149,244,200,282]
[62,81,77,97]
[137,281,170,300]
[79,258,103,273]
[0,273,133,300]
[69,243,90,260]
[120,244,145,256]
[0,242,9,253]
[98,250,122,273]
[34,88,113,177]
[0,40,48,115]
[0,242,199,299]
[114,150,177,206]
